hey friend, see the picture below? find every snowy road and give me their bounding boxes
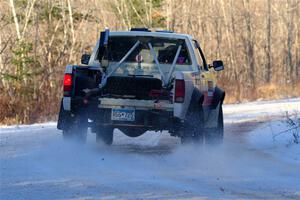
[1,99,300,199]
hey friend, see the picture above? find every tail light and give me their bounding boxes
[175,79,185,103]
[63,73,72,96]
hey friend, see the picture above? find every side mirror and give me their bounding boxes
[81,54,91,65]
[212,60,224,71]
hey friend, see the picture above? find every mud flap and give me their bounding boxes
[203,86,225,128]
[57,99,73,130]
[211,87,225,109]
[203,103,220,128]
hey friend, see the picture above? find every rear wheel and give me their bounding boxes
[62,115,88,143]
[204,106,224,145]
[96,126,114,145]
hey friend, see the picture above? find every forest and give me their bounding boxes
[0,0,299,124]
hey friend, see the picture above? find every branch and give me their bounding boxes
[21,0,37,39]
[129,0,147,27]
[9,0,21,40]
[272,125,300,138]
[0,36,12,54]
[67,0,75,62]
[113,0,129,29]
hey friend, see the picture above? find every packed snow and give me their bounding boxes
[0,98,299,199]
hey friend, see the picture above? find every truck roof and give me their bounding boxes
[109,31,193,40]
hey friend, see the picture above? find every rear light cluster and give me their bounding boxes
[63,73,73,96]
[175,79,185,103]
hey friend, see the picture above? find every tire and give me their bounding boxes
[204,106,224,145]
[180,106,204,144]
[62,114,88,143]
[96,126,114,145]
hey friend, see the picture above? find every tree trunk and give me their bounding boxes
[286,0,293,84]
[9,0,21,40]
[230,0,241,102]
[243,0,256,97]
[67,0,75,62]
[266,0,272,83]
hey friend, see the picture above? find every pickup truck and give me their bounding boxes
[57,28,225,145]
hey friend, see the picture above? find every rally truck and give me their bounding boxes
[57,28,225,145]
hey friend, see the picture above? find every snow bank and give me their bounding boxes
[223,98,300,123]
[247,120,300,164]
[0,122,56,133]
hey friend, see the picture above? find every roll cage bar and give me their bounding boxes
[98,30,183,88]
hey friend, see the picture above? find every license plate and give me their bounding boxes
[111,108,135,121]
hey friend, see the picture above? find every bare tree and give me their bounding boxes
[286,0,294,84]
[9,0,21,40]
[67,0,76,62]
[242,0,256,97]
[266,0,272,83]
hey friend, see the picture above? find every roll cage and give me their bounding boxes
[98,33,189,88]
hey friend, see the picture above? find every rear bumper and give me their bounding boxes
[95,98,178,130]
[95,108,177,129]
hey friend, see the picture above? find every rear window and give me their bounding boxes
[99,36,191,65]
[97,36,197,76]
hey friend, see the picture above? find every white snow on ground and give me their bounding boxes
[223,98,300,123]
[0,98,300,199]
[248,120,300,165]
[0,122,56,132]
